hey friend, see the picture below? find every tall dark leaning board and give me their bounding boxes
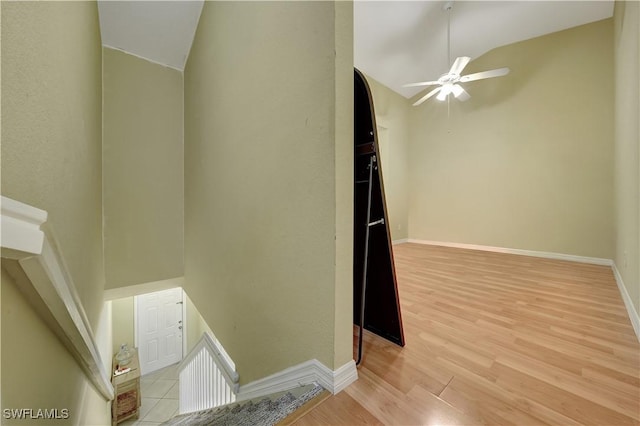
[353,68,405,363]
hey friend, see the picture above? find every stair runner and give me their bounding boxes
[161,383,324,426]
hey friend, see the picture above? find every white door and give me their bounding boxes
[136,288,183,375]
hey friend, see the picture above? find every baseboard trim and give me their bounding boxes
[612,263,640,342]
[405,239,613,266]
[320,360,358,395]
[236,359,357,402]
[392,238,409,245]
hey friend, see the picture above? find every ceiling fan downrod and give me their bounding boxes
[403,0,510,107]
[444,1,453,69]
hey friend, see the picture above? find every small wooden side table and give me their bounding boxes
[111,350,141,426]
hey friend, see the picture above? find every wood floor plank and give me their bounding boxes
[294,244,640,425]
[494,351,639,420]
[290,391,382,426]
[279,391,332,425]
[345,367,480,426]
[493,362,638,425]
[354,335,451,395]
[440,376,577,426]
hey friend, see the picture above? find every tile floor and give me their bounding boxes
[120,363,180,426]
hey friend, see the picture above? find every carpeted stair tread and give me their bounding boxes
[162,384,324,426]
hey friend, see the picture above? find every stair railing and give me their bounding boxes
[178,332,239,414]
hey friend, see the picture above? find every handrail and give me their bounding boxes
[179,332,239,393]
[0,196,114,400]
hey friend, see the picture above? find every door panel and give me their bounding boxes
[137,288,183,375]
[148,340,159,362]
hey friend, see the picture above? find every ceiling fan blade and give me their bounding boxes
[460,67,510,83]
[403,80,440,88]
[449,56,471,75]
[452,84,470,101]
[413,86,442,106]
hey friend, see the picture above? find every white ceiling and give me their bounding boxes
[98,0,204,71]
[96,1,614,91]
[355,1,614,98]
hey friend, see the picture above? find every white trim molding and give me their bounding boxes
[405,239,613,266]
[237,359,357,402]
[330,360,359,394]
[0,196,48,259]
[0,196,114,400]
[612,263,640,342]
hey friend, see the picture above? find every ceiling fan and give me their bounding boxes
[404,1,510,106]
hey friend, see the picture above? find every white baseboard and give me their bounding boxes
[392,238,409,245]
[236,359,357,402]
[322,360,359,394]
[612,263,640,342]
[405,239,613,266]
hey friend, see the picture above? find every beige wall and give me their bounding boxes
[185,292,213,352]
[408,19,614,259]
[1,2,108,423]
[332,0,355,370]
[184,1,353,384]
[2,272,111,425]
[366,76,411,241]
[111,297,135,355]
[103,47,184,290]
[614,1,640,315]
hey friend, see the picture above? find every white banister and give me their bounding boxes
[0,196,114,400]
[178,332,239,414]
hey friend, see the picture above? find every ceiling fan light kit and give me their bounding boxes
[405,1,510,106]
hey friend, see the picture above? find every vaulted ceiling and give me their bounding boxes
[98,0,204,70]
[97,1,614,97]
[355,1,614,98]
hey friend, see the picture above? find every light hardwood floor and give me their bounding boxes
[293,243,640,425]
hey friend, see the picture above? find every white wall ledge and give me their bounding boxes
[1,196,114,400]
[1,196,47,259]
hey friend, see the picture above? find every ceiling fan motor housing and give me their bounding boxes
[403,1,510,106]
[438,73,460,84]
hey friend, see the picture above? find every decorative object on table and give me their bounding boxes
[115,343,133,366]
[111,347,141,426]
[113,366,131,376]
